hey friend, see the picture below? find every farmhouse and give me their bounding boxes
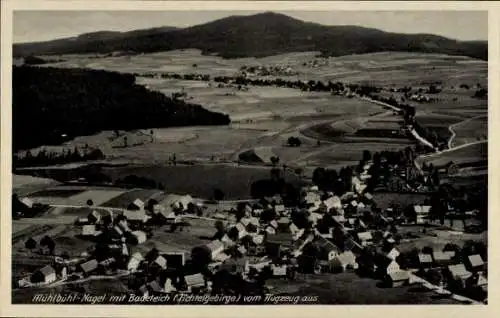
[184,273,205,291]
[332,251,357,272]
[88,210,101,224]
[418,254,433,269]
[316,237,340,261]
[266,233,294,257]
[130,231,147,244]
[147,280,164,295]
[31,265,57,284]
[357,231,373,246]
[228,223,247,240]
[205,240,225,259]
[152,255,168,270]
[387,270,410,287]
[128,198,145,211]
[465,254,485,272]
[20,197,34,208]
[447,264,473,282]
[123,210,148,223]
[82,225,98,237]
[432,251,453,267]
[79,259,98,276]
[214,252,231,263]
[322,196,342,212]
[386,248,401,261]
[374,254,401,277]
[127,252,144,272]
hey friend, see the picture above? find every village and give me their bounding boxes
[12,144,487,304]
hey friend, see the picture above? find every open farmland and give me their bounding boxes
[418,141,487,168]
[295,141,413,169]
[26,188,127,207]
[450,116,488,148]
[99,188,162,208]
[43,50,487,88]
[30,50,485,172]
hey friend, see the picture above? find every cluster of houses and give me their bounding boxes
[19,194,199,289]
[16,161,486,302]
[240,65,298,77]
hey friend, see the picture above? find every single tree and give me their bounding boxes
[25,237,37,253]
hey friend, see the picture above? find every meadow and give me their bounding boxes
[14,50,486,192]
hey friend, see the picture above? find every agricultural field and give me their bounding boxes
[27,50,485,175]
[26,187,127,207]
[449,116,488,148]
[44,50,486,87]
[418,141,487,168]
[99,188,162,209]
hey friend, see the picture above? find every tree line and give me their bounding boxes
[14,147,105,168]
[13,66,230,151]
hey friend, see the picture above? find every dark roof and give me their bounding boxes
[38,265,56,276]
[267,233,294,246]
[80,259,98,273]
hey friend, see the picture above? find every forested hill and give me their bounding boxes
[13,12,487,60]
[13,66,230,151]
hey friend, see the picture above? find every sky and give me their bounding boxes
[13,11,488,44]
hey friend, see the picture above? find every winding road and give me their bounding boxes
[447,115,487,149]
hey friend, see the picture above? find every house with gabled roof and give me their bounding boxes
[374,254,401,278]
[447,264,472,283]
[386,270,410,287]
[418,254,433,269]
[79,259,98,276]
[152,255,167,270]
[147,280,164,295]
[357,231,373,246]
[81,224,98,237]
[228,223,247,240]
[88,210,101,224]
[128,198,145,211]
[322,196,342,212]
[138,284,149,296]
[432,251,452,267]
[316,237,340,262]
[221,234,235,248]
[465,254,485,272]
[127,252,144,272]
[31,265,57,284]
[206,240,225,259]
[386,247,400,261]
[123,209,148,223]
[184,273,205,292]
[332,251,357,272]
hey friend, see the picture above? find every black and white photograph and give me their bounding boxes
[3,1,491,309]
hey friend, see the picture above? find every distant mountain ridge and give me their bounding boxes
[13,12,487,60]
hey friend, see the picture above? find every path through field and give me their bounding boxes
[447,115,487,149]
